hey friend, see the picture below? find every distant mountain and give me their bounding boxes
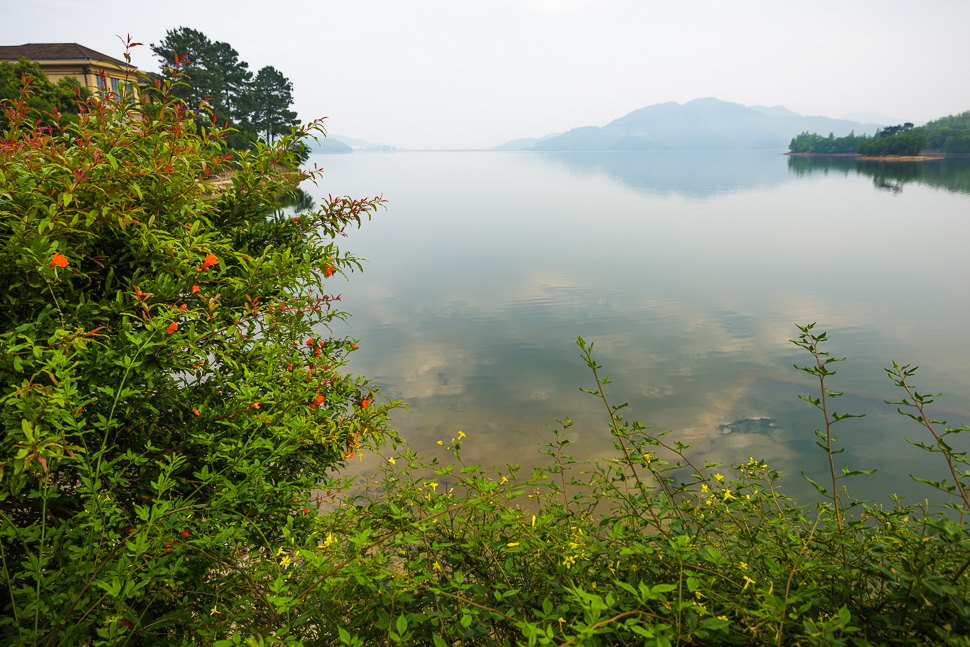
[492,133,561,151]
[531,98,883,152]
[330,135,398,152]
[749,105,801,118]
[308,137,353,154]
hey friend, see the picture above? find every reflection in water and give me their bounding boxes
[787,156,970,195]
[536,150,792,198]
[303,151,970,506]
[276,187,315,212]
[718,417,777,436]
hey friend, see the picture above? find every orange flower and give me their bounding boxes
[49,253,69,268]
[179,304,187,312]
[324,265,335,278]
[360,397,373,409]
[167,322,178,335]
[311,394,325,409]
[200,253,219,270]
[192,285,201,294]
[192,408,200,416]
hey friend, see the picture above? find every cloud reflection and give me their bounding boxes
[307,151,970,504]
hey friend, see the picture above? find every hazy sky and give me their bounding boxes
[4,0,969,149]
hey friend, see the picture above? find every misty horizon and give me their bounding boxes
[3,0,968,150]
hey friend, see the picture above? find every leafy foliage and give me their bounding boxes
[788,131,869,154]
[278,332,968,646]
[856,124,928,157]
[150,27,301,151]
[0,58,92,131]
[789,112,970,157]
[248,66,299,143]
[3,42,969,647]
[148,27,251,124]
[0,44,388,645]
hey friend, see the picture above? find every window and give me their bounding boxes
[111,77,120,93]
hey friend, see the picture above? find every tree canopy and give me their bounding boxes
[789,112,970,156]
[150,27,300,151]
[788,130,869,154]
[249,65,299,142]
[0,57,92,130]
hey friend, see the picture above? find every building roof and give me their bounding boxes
[0,43,132,69]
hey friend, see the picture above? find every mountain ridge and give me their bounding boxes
[503,98,885,152]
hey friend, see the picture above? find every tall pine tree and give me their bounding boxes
[150,28,300,150]
[247,65,299,143]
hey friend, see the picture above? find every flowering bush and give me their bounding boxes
[3,44,967,647]
[293,334,969,646]
[0,45,387,644]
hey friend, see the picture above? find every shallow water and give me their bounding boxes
[303,150,970,506]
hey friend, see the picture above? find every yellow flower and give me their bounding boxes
[387,457,396,464]
[741,575,755,592]
[713,473,724,483]
[458,431,466,439]
[739,561,748,570]
[722,490,736,502]
[210,604,221,615]
[433,560,442,571]
[701,484,709,493]
[717,615,729,621]
[279,554,291,568]
[506,542,520,547]
[436,440,444,445]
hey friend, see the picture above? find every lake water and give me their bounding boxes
[302,150,970,505]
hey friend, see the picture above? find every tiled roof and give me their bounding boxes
[0,43,132,68]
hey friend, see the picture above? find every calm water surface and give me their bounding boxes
[303,151,970,504]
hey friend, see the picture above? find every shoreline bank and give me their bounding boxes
[785,152,944,162]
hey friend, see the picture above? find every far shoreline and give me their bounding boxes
[785,152,944,162]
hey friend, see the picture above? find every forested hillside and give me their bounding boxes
[789,111,970,156]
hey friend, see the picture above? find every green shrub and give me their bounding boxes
[0,57,92,132]
[3,45,968,647]
[0,45,387,645]
[293,332,969,646]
